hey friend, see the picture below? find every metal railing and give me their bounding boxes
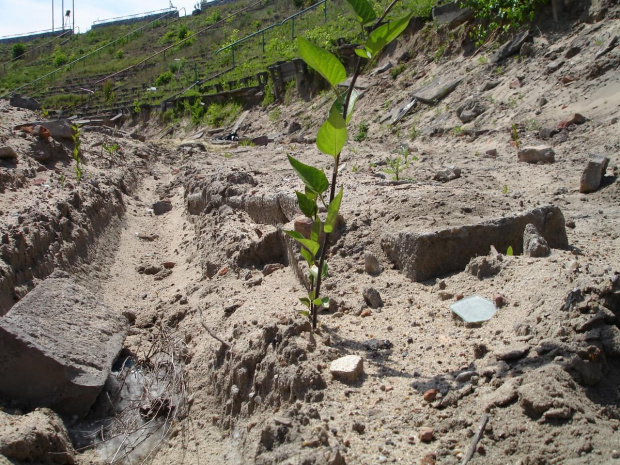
[0,27,71,40]
[92,7,178,26]
[215,0,327,66]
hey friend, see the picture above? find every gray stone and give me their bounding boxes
[0,146,17,159]
[187,192,206,215]
[539,127,558,139]
[152,200,173,215]
[455,371,476,383]
[411,77,462,104]
[9,93,41,111]
[496,344,530,361]
[433,166,461,183]
[595,35,618,60]
[363,287,383,308]
[0,271,128,418]
[601,325,620,358]
[286,121,301,135]
[523,223,550,257]
[330,355,363,383]
[518,146,555,164]
[569,356,603,386]
[432,2,474,28]
[381,205,568,282]
[580,154,609,193]
[546,60,565,73]
[364,253,382,275]
[491,30,531,63]
[179,141,206,151]
[457,98,486,123]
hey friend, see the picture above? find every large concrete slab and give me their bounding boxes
[381,205,568,282]
[0,271,128,418]
[411,77,462,104]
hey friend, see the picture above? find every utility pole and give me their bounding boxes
[52,0,54,31]
[73,0,75,31]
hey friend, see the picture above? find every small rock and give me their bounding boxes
[520,42,534,57]
[433,166,461,183]
[485,148,498,157]
[558,113,587,129]
[362,339,393,352]
[418,427,435,443]
[523,223,550,257]
[517,146,555,164]
[330,355,364,383]
[263,263,284,276]
[364,252,382,275]
[546,60,564,74]
[496,345,530,361]
[352,422,366,434]
[580,154,609,193]
[162,261,176,269]
[509,77,522,88]
[539,127,559,139]
[494,294,507,307]
[0,146,17,159]
[360,309,372,318]
[363,287,383,308]
[137,233,159,241]
[466,255,501,279]
[423,389,439,402]
[456,371,476,383]
[247,276,263,287]
[286,121,302,135]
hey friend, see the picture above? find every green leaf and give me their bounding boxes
[355,48,371,59]
[296,191,316,218]
[313,296,330,308]
[321,261,329,279]
[309,265,319,281]
[331,88,359,124]
[298,309,310,317]
[316,110,347,158]
[300,247,314,266]
[324,187,343,233]
[284,230,320,257]
[311,218,322,243]
[345,0,377,25]
[299,297,311,308]
[288,154,329,195]
[365,13,412,58]
[506,246,514,256]
[297,36,346,87]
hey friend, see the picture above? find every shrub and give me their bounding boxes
[205,102,242,127]
[52,49,68,67]
[116,50,124,59]
[11,43,26,60]
[354,122,369,142]
[154,71,174,87]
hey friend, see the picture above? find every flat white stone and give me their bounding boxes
[330,355,364,382]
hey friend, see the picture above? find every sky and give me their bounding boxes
[0,0,201,38]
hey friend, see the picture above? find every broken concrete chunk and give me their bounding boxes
[517,146,555,164]
[330,355,364,383]
[580,154,609,193]
[364,253,382,275]
[152,200,173,215]
[15,120,75,141]
[0,271,128,418]
[9,94,41,111]
[411,77,462,104]
[450,295,497,324]
[457,99,486,123]
[466,255,502,279]
[491,30,531,63]
[381,205,567,282]
[432,2,474,28]
[523,223,550,257]
[433,166,461,183]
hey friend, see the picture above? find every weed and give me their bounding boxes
[284,80,297,105]
[382,100,392,110]
[116,50,124,59]
[205,102,242,127]
[525,118,542,131]
[494,66,503,75]
[71,125,83,182]
[477,55,488,65]
[239,140,255,147]
[262,79,275,106]
[354,122,369,142]
[384,146,414,181]
[508,97,518,109]
[390,64,407,79]
[286,0,411,330]
[59,173,66,189]
[223,152,232,158]
[511,123,521,150]
[102,79,115,103]
[506,245,514,256]
[352,165,358,173]
[452,126,463,136]
[268,107,281,123]
[408,124,420,141]
[503,184,509,195]
[434,43,446,62]
[154,71,174,87]
[102,142,119,154]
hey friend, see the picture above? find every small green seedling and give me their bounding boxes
[71,124,83,182]
[286,0,412,330]
[506,246,514,256]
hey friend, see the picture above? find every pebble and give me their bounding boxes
[330,355,364,382]
[423,389,439,402]
[364,252,382,275]
[361,309,372,317]
[418,427,435,442]
[363,287,383,308]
